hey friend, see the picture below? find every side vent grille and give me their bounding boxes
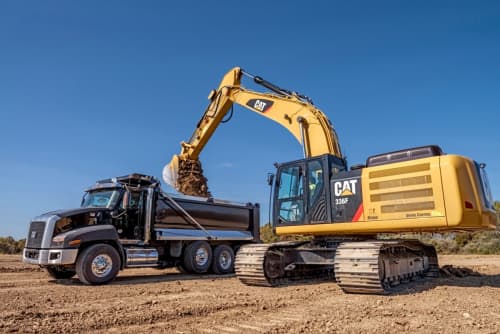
[381,201,435,213]
[367,160,440,219]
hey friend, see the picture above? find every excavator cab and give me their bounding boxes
[273,154,347,227]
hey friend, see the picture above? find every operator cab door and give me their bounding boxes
[274,154,347,227]
[275,163,306,225]
[306,159,328,223]
[274,158,330,226]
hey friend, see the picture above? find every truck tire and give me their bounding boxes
[183,241,212,274]
[45,266,76,279]
[76,244,120,285]
[176,263,188,274]
[212,244,235,274]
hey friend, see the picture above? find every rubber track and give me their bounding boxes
[334,241,386,294]
[237,240,439,295]
[235,242,332,287]
[334,240,439,294]
[235,243,274,287]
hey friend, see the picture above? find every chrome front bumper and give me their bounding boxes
[23,248,78,266]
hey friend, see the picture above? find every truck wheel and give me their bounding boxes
[176,263,188,274]
[76,244,120,285]
[212,245,234,274]
[183,241,212,274]
[45,266,76,279]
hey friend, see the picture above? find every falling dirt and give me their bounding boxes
[176,159,211,198]
[1,254,499,333]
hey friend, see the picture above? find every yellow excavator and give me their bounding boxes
[164,67,497,294]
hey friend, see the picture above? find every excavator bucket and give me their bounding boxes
[163,155,179,188]
[163,155,211,198]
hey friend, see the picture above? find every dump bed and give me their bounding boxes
[154,192,260,242]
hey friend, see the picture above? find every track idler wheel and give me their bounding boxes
[264,250,284,280]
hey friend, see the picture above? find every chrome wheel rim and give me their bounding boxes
[91,254,113,277]
[219,250,232,270]
[195,247,209,266]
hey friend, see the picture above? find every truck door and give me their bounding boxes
[119,190,146,240]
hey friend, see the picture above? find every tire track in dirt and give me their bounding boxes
[1,254,499,334]
[100,283,343,334]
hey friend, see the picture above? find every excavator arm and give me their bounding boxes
[163,67,342,197]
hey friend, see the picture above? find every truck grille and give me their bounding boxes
[26,221,46,248]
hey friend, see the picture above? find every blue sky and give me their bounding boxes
[0,1,499,238]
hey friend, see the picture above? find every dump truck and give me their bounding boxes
[22,173,260,284]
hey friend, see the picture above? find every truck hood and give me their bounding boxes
[42,207,111,218]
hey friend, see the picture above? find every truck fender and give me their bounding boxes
[62,225,125,269]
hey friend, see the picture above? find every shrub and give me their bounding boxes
[0,237,25,254]
[260,223,311,243]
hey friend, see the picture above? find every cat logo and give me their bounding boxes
[253,100,267,112]
[340,188,353,196]
[245,99,274,113]
[334,179,358,197]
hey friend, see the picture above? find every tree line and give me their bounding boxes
[1,203,499,255]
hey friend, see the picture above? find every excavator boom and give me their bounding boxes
[164,67,342,196]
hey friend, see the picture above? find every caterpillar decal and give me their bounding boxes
[246,99,274,113]
[331,171,363,223]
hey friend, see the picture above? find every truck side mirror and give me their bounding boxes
[267,173,275,186]
[122,191,130,210]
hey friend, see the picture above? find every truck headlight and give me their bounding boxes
[52,235,65,245]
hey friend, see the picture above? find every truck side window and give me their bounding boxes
[128,192,142,209]
[120,191,142,210]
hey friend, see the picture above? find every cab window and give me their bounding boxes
[277,165,304,223]
[308,160,324,204]
[278,166,303,199]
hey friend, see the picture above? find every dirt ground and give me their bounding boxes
[0,254,499,334]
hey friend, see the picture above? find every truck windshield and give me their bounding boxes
[81,190,121,208]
